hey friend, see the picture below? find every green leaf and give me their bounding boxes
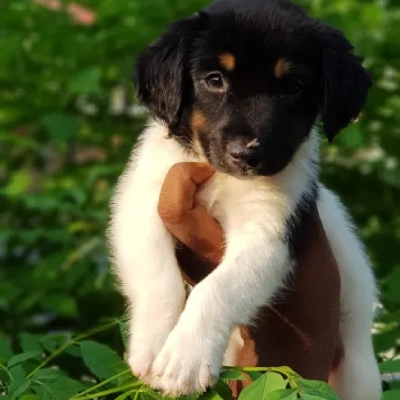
[383,390,400,400]
[220,370,245,381]
[9,380,31,399]
[4,171,31,197]
[271,367,300,379]
[301,395,326,400]
[296,379,339,399]
[143,392,167,400]
[180,394,200,400]
[64,344,81,358]
[239,372,286,400]
[42,113,79,143]
[140,394,164,400]
[115,390,136,400]
[0,335,13,362]
[80,340,125,380]
[32,377,86,400]
[119,320,129,347]
[214,379,235,400]
[380,360,400,373]
[68,67,102,95]
[32,367,66,381]
[20,395,40,400]
[264,373,287,392]
[264,389,297,399]
[20,333,42,354]
[40,335,66,353]
[41,294,78,317]
[338,124,364,148]
[8,366,30,399]
[197,391,224,400]
[246,371,263,382]
[8,351,41,368]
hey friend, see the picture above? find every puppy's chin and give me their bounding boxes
[209,155,290,178]
[213,160,258,177]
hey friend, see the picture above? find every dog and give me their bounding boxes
[109,0,382,398]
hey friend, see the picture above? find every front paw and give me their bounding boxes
[128,331,166,379]
[149,328,225,397]
[127,304,185,379]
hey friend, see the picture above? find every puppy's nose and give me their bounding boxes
[228,138,261,168]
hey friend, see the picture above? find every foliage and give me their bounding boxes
[0,320,340,399]
[1,0,400,399]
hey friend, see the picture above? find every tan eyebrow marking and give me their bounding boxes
[274,57,292,78]
[219,53,236,71]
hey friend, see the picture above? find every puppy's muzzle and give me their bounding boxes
[227,137,261,169]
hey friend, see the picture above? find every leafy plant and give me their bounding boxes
[0,321,341,400]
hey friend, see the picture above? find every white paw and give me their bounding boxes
[127,310,183,379]
[128,333,165,379]
[126,285,187,379]
[149,328,224,397]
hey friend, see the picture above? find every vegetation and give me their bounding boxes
[1,0,400,398]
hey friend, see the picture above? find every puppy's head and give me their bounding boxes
[135,0,372,176]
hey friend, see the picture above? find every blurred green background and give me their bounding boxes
[1,0,400,395]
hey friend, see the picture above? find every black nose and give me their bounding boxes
[227,138,261,168]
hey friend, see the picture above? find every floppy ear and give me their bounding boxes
[320,27,372,141]
[134,14,206,127]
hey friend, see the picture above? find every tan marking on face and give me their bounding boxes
[219,53,236,71]
[274,58,291,78]
[190,110,208,161]
[191,110,207,132]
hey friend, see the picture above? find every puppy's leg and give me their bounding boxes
[151,226,291,396]
[109,129,189,379]
[319,188,382,400]
[111,174,186,379]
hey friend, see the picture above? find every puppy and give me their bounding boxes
[109,0,382,398]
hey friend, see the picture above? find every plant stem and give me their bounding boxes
[223,366,271,372]
[74,369,132,397]
[27,319,120,379]
[0,364,11,378]
[71,382,141,400]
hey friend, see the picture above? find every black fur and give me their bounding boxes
[319,26,372,141]
[134,16,205,127]
[134,0,372,176]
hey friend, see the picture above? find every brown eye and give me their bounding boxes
[204,73,225,91]
[281,78,304,98]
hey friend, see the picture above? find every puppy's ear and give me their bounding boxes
[320,27,372,141]
[134,14,206,127]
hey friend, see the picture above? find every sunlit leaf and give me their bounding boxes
[239,372,286,399]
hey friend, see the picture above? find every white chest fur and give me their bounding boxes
[197,173,292,238]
